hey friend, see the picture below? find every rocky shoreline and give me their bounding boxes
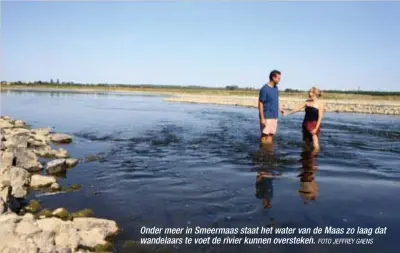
[0,116,118,253]
[164,95,400,115]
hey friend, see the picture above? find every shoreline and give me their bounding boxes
[0,116,119,252]
[2,87,400,115]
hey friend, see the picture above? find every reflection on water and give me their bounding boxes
[1,91,400,253]
[298,150,319,204]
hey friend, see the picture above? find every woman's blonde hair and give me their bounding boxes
[309,87,322,98]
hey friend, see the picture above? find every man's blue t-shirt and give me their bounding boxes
[259,84,279,119]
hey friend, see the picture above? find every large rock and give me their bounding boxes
[55,228,81,250]
[9,166,30,198]
[30,174,56,188]
[37,217,73,233]
[3,132,30,149]
[46,159,67,174]
[50,133,72,144]
[13,120,26,128]
[0,119,14,129]
[32,230,56,253]
[1,150,15,167]
[15,147,43,172]
[14,217,42,239]
[78,228,108,248]
[73,217,119,238]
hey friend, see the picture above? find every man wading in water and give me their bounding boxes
[258,70,285,145]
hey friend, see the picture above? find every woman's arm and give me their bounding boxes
[285,102,306,116]
[312,102,324,133]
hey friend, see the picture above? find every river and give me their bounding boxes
[1,90,399,253]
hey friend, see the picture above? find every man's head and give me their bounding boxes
[269,70,281,85]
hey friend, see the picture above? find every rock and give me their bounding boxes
[0,198,6,214]
[0,233,38,253]
[30,132,50,145]
[31,127,52,136]
[14,120,26,128]
[71,208,94,218]
[28,138,47,147]
[50,182,61,191]
[0,119,14,129]
[36,217,73,233]
[15,147,43,172]
[32,146,55,158]
[9,166,30,198]
[94,242,113,252]
[30,174,56,188]
[14,218,42,239]
[55,148,69,158]
[35,208,53,219]
[50,133,72,144]
[52,208,70,220]
[73,217,119,238]
[65,158,78,168]
[46,159,67,174]
[0,185,10,203]
[78,228,110,248]
[32,230,56,253]
[63,184,81,193]
[54,228,80,250]
[3,133,30,149]
[24,199,41,213]
[0,150,15,167]
[1,116,12,121]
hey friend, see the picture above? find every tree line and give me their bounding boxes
[3,81,399,96]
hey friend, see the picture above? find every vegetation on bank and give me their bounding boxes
[1,81,399,100]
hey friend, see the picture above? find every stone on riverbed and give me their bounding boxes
[52,208,70,220]
[50,182,61,191]
[30,174,56,188]
[50,133,73,144]
[71,208,94,218]
[55,148,69,158]
[24,199,41,213]
[15,147,43,172]
[46,159,68,174]
[66,158,78,168]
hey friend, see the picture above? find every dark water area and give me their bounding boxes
[1,90,400,253]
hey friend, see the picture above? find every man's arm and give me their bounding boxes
[285,102,306,116]
[259,100,265,124]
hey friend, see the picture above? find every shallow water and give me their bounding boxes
[1,90,400,253]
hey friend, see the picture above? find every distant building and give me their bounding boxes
[0,81,8,86]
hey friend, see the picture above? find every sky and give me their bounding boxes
[1,1,400,91]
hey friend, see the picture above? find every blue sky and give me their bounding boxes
[2,1,399,91]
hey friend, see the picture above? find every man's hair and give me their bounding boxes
[269,70,281,81]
